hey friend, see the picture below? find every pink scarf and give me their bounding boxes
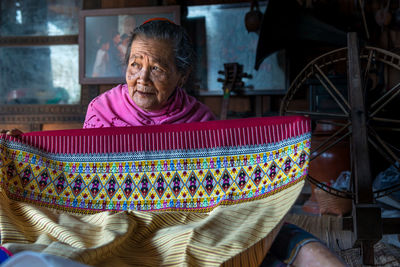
[84,84,216,128]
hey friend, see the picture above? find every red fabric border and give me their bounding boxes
[1,116,310,154]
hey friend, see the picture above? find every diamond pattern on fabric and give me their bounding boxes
[20,165,33,188]
[70,175,85,197]
[0,116,311,213]
[88,175,103,198]
[54,173,68,195]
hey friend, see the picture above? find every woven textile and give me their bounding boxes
[0,116,310,266]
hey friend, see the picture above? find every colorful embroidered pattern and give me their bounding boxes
[0,116,310,214]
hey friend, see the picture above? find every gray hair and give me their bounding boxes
[124,20,195,77]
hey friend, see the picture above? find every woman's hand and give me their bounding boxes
[0,128,23,137]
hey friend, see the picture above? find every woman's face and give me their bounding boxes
[126,36,184,111]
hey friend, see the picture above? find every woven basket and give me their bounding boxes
[314,188,352,216]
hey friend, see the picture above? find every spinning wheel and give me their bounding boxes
[280,33,400,264]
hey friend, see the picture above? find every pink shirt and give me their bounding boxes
[84,84,216,128]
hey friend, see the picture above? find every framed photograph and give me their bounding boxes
[79,6,180,84]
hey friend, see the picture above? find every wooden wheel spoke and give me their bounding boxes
[370,81,400,117]
[314,64,351,112]
[317,120,348,127]
[314,73,349,116]
[310,130,352,161]
[311,122,351,155]
[285,110,348,120]
[368,137,399,171]
[371,117,400,133]
[371,117,400,125]
[362,50,374,92]
[368,127,400,167]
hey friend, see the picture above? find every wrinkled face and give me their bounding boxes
[126,36,184,111]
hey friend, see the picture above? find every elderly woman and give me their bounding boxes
[1,19,345,267]
[83,18,215,128]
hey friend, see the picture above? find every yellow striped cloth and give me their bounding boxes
[0,181,303,266]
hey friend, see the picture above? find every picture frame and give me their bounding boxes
[79,6,180,84]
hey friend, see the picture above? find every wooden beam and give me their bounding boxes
[347,32,374,203]
[0,36,78,47]
[347,32,382,266]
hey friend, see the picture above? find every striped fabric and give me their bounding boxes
[0,116,310,266]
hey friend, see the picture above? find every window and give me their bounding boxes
[0,0,82,104]
[187,2,286,95]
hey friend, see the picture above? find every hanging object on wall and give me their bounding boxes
[244,0,263,33]
[375,0,392,27]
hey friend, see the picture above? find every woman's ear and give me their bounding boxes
[178,73,189,88]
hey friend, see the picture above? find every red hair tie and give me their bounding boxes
[142,17,175,25]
